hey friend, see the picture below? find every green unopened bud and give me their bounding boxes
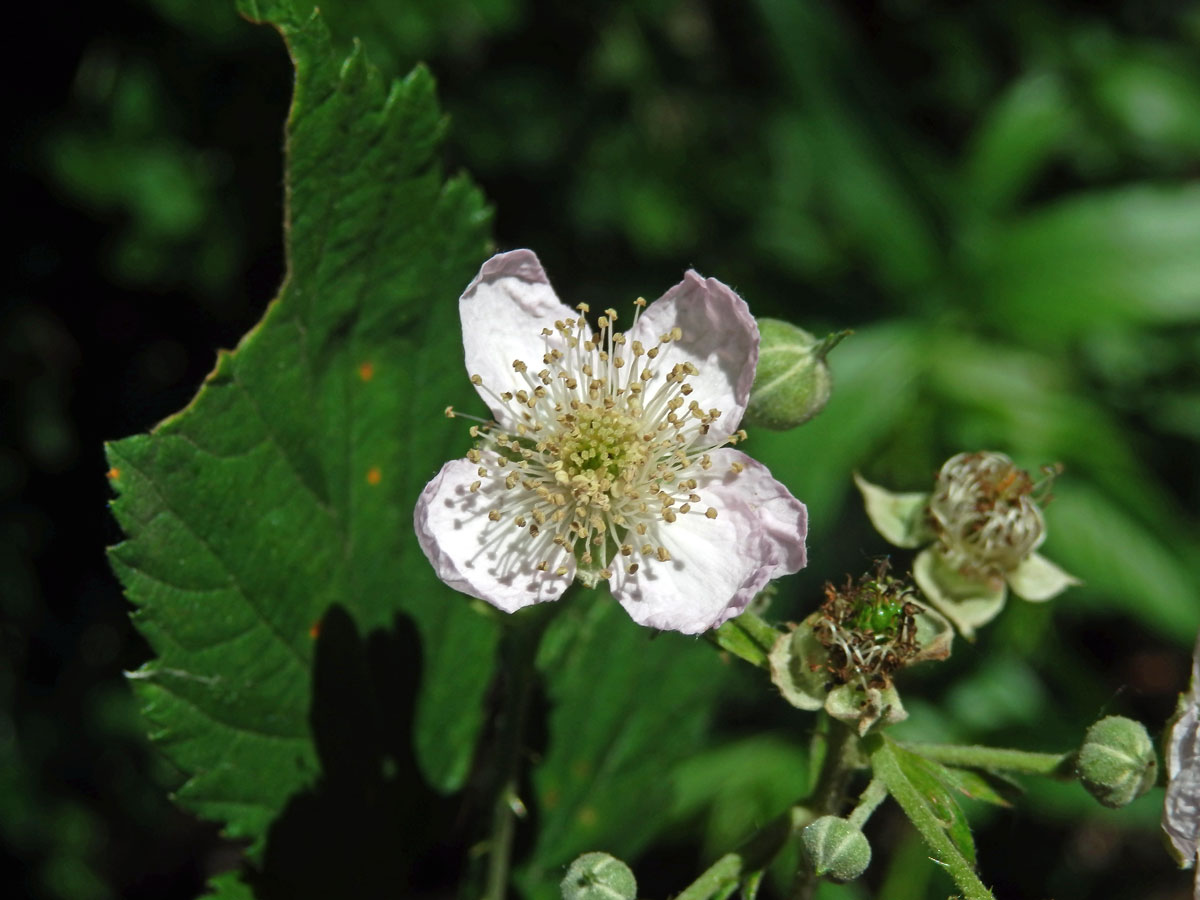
[801,815,871,882]
[560,852,637,900]
[745,320,847,430]
[1077,715,1158,809]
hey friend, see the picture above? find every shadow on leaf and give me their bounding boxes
[242,605,468,898]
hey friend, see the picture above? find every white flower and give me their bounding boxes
[415,250,807,634]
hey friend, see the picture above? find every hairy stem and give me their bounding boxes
[789,719,861,900]
[846,777,888,829]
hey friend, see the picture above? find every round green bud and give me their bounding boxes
[560,852,637,900]
[801,815,871,883]
[1077,715,1158,809]
[744,320,846,431]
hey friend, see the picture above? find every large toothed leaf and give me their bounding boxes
[106,0,496,859]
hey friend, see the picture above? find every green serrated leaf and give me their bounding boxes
[107,0,496,859]
[515,593,726,897]
[938,767,1018,809]
[870,737,993,900]
[890,752,977,861]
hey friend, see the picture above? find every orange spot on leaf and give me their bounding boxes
[367,466,382,485]
[309,619,322,639]
[358,362,374,382]
[106,467,120,480]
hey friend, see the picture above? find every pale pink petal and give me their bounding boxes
[459,250,583,429]
[628,271,758,445]
[415,458,575,612]
[713,449,807,578]
[608,463,781,634]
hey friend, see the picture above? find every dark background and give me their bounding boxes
[4,0,1200,897]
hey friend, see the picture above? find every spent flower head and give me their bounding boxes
[770,561,952,735]
[415,250,808,634]
[855,451,1080,638]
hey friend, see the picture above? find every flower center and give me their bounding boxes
[558,404,645,481]
[448,300,746,583]
[929,451,1045,578]
[814,561,922,690]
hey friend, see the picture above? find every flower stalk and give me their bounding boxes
[481,603,556,900]
[789,719,862,900]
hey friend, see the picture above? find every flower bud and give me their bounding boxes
[1077,715,1158,809]
[801,815,872,882]
[744,320,846,430]
[560,852,637,900]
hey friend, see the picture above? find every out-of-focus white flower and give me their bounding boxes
[415,250,807,634]
[1164,630,1200,892]
[855,452,1079,638]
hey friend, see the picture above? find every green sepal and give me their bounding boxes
[1006,551,1081,602]
[913,547,1007,640]
[711,610,783,669]
[768,615,908,735]
[767,621,827,712]
[853,473,933,549]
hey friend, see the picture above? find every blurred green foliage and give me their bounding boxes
[35,0,1200,897]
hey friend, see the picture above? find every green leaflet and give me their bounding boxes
[107,0,496,860]
[515,593,726,897]
[870,736,995,900]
